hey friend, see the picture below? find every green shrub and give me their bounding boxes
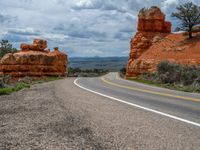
[0,40,17,58]
[0,82,30,95]
[139,61,200,92]
[119,68,126,77]
[0,88,13,95]
[156,61,182,83]
[0,76,62,96]
[156,61,200,85]
[14,83,30,91]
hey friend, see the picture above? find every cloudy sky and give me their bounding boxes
[0,0,199,57]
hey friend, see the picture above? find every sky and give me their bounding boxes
[0,0,199,57]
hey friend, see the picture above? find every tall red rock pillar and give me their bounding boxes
[126,6,171,77]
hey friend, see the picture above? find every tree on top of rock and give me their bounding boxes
[171,2,200,38]
[0,40,17,58]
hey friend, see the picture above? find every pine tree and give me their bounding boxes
[0,40,17,58]
[171,2,200,38]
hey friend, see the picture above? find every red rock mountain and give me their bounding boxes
[0,39,67,78]
[126,6,200,77]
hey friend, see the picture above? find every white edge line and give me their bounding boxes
[74,78,200,128]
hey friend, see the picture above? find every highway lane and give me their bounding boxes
[74,72,200,127]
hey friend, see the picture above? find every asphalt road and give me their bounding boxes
[1,76,200,149]
[75,72,200,127]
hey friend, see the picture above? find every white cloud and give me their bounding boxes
[85,49,103,55]
[75,0,96,9]
[162,0,179,10]
[7,27,40,36]
[0,0,200,57]
[73,0,110,10]
[42,33,69,41]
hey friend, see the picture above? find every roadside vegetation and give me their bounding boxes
[120,61,200,93]
[119,67,126,78]
[68,67,109,77]
[0,76,62,96]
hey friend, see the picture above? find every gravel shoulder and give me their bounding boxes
[0,78,200,150]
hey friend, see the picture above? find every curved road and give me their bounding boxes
[75,72,200,127]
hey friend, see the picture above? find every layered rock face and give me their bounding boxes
[0,39,67,78]
[137,6,171,33]
[126,6,171,77]
[126,6,200,78]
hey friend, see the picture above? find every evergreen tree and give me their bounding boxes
[0,40,17,58]
[171,2,200,38]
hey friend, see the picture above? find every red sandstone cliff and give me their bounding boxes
[126,6,200,78]
[0,39,67,78]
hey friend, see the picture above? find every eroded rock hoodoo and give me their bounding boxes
[0,39,67,77]
[138,6,171,33]
[126,6,172,77]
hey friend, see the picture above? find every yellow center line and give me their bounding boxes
[101,77,200,102]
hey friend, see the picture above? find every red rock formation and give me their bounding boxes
[0,39,67,78]
[126,6,200,78]
[127,32,168,77]
[137,6,171,33]
[21,39,48,52]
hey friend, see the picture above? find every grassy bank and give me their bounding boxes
[0,76,62,96]
[0,82,30,95]
[127,77,200,93]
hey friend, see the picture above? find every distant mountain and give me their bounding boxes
[69,56,128,71]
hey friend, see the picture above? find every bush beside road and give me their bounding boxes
[121,61,200,93]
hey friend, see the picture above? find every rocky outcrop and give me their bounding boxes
[126,6,171,77]
[20,39,48,52]
[126,32,169,77]
[138,6,171,33]
[0,39,67,78]
[126,6,200,78]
